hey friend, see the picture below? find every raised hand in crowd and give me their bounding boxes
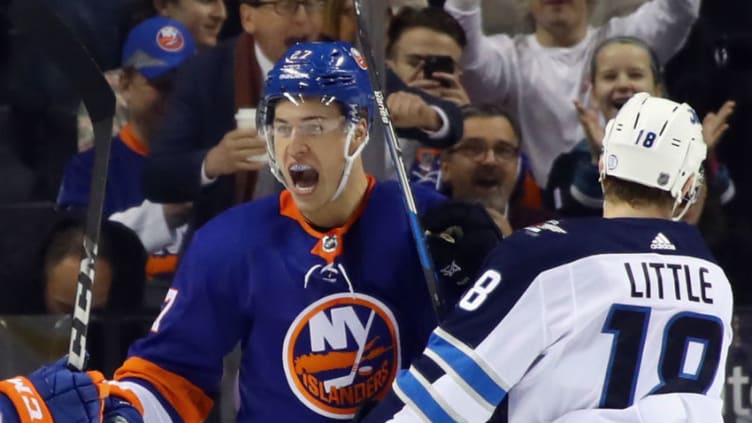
[702,100,735,149]
[574,98,736,163]
[409,69,470,107]
[444,0,702,188]
[203,128,268,179]
[386,90,442,131]
[386,7,469,107]
[573,99,604,164]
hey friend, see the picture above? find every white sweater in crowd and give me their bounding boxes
[445,0,700,186]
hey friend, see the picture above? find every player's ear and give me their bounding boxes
[349,118,368,153]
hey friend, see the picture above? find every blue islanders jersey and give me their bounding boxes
[58,124,147,218]
[112,177,446,422]
[364,218,733,422]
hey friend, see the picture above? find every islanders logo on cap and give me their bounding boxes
[283,293,400,419]
[156,25,185,52]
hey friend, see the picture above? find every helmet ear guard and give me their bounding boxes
[599,92,707,220]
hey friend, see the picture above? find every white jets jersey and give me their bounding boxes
[363,217,733,423]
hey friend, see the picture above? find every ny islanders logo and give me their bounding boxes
[156,26,185,52]
[283,293,400,419]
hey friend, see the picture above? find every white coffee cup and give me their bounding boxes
[235,108,256,129]
[235,108,267,163]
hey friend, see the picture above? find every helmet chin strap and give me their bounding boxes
[671,173,702,221]
[266,136,288,189]
[331,124,368,201]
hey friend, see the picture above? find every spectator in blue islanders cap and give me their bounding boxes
[77,15,199,151]
[122,16,197,82]
[113,16,197,140]
[54,17,197,306]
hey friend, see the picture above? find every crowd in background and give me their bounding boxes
[0,0,750,334]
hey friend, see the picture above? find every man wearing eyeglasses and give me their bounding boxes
[439,105,554,236]
[143,0,324,232]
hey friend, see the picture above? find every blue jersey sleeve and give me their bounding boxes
[117,214,255,420]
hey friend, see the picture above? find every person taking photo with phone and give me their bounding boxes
[386,6,470,107]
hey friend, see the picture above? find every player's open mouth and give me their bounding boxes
[289,163,319,194]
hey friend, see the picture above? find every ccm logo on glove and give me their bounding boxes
[0,377,52,422]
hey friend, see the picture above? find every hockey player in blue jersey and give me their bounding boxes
[0,41,499,422]
[360,93,734,422]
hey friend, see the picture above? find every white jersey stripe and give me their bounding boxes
[426,332,507,405]
[391,381,432,423]
[435,327,511,391]
[423,348,496,413]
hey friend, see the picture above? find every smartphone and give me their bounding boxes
[422,55,455,85]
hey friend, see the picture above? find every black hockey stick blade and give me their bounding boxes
[10,0,116,371]
[353,0,447,320]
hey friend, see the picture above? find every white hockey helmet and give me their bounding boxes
[600,92,707,220]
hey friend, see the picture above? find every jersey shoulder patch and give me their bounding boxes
[523,219,568,236]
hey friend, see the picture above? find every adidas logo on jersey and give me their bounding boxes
[650,232,676,250]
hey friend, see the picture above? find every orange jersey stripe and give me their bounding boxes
[0,377,54,423]
[106,382,146,416]
[114,357,213,422]
[146,254,179,278]
[280,175,376,263]
[85,370,146,416]
[84,370,108,418]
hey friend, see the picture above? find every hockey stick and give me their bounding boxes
[10,0,116,371]
[353,1,447,320]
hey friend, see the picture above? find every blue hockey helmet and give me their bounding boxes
[258,41,374,130]
[258,41,376,200]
